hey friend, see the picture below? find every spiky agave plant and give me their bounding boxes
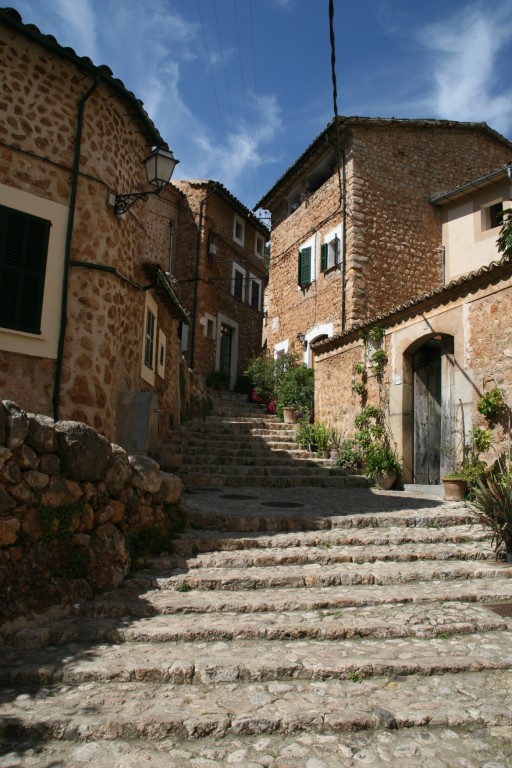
[470,474,512,558]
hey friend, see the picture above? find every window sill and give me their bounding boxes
[0,326,45,339]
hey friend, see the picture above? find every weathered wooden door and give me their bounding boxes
[219,323,233,380]
[413,340,442,483]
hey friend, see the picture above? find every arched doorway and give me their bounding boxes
[409,335,454,484]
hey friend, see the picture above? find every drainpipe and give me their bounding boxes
[52,74,100,421]
[326,134,347,331]
[190,184,217,369]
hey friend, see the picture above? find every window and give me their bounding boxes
[179,321,189,352]
[203,312,216,339]
[157,329,166,378]
[255,234,265,258]
[144,307,156,370]
[233,214,245,245]
[232,262,246,300]
[249,274,262,310]
[0,205,50,334]
[141,293,158,386]
[482,201,504,231]
[321,233,341,272]
[298,246,312,287]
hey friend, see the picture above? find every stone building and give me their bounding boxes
[255,116,512,364]
[173,180,268,389]
[312,162,512,485]
[0,7,188,450]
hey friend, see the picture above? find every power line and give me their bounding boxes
[196,0,237,183]
[233,0,258,199]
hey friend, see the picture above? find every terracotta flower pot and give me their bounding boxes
[283,407,296,424]
[376,470,397,490]
[442,477,467,501]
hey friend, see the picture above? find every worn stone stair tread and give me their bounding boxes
[144,559,511,592]
[3,629,512,687]
[8,600,510,648]
[5,725,512,768]
[179,474,370,489]
[76,576,512,620]
[169,524,487,556]
[160,540,494,570]
[2,670,512,743]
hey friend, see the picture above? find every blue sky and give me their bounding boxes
[12,0,512,210]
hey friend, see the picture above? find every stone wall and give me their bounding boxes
[314,273,512,481]
[0,400,184,630]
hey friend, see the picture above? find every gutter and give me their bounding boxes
[53,75,99,421]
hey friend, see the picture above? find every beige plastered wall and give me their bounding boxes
[443,178,512,282]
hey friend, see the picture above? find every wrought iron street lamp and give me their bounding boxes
[112,147,179,216]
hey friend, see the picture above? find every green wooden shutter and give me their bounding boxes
[320,243,328,272]
[298,247,312,287]
[0,205,50,334]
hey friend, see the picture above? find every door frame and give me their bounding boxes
[215,314,239,390]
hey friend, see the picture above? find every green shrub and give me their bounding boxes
[276,364,314,421]
[477,387,505,419]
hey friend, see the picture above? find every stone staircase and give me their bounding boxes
[1,486,512,766]
[160,391,369,489]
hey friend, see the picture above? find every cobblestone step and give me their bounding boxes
[6,725,511,768]
[2,629,512,687]
[167,540,494,570]
[170,523,487,556]
[179,472,369,489]
[2,670,512,744]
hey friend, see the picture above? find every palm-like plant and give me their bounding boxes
[470,474,512,558]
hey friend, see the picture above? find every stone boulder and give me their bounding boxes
[26,413,58,453]
[104,444,133,496]
[55,421,112,482]
[3,401,29,449]
[154,472,184,504]
[128,455,163,494]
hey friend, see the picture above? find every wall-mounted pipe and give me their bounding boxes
[190,184,218,369]
[52,74,99,421]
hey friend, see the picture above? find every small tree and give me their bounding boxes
[497,208,512,258]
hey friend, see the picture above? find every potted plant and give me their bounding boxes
[442,427,493,501]
[364,442,403,490]
[470,472,512,562]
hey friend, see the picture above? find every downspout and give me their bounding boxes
[53,74,100,420]
[190,184,217,369]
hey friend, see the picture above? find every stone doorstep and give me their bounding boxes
[2,669,512,742]
[2,629,512,687]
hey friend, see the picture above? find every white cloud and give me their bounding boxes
[420,3,512,135]
[53,0,98,60]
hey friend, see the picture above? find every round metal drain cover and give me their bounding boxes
[220,494,258,500]
[261,501,305,509]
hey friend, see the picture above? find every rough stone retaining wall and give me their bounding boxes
[0,400,184,630]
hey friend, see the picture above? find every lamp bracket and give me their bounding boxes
[113,186,162,217]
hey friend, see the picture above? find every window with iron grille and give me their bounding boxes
[0,205,50,334]
[144,307,156,369]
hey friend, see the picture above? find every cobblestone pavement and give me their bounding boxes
[1,486,512,766]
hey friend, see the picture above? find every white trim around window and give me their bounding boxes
[274,339,289,358]
[231,262,246,301]
[255,233,265,259]
[249,274,262,310]
[233,213,245,245]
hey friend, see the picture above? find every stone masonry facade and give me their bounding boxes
[0,8,187,445]
[260,118,512,357]
[174,181,267,386]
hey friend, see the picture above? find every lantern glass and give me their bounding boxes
[144,148,178,188]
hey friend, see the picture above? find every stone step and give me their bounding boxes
[164,540,495,570]
[178,464,345,477]
[170,523,488,556]
[2,669,512,743]
[7,725,512,767]
[14,578,512,632]
[146,559,511,592]
[178,473,369,489]
[179,454,321,468]
[2,629,511,687]
[181,498,473,531]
